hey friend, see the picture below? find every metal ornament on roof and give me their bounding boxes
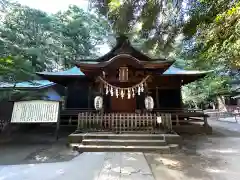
[144,96,154,111]
[94,96,103,111]
[98,75,150,99]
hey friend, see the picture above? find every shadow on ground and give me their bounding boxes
[145,122,240,180]
[0,125,79,165]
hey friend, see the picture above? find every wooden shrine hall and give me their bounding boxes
[37,35,211,134]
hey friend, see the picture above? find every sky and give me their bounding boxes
[15,0,89,13]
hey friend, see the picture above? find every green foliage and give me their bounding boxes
[182,74,230,107]
[0,56,34,82]
[0,1,110,100]
[183,0,240,69]
[53,5,111,68]
[90,0,184,57]
[180,0,240,107]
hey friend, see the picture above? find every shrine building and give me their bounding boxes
[37,35,210,114]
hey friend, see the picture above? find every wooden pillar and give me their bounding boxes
[98,81,105,113]
[64,86,68,109]
[180,87,184,109]
[156,87,160,109]
[87,84,92,109]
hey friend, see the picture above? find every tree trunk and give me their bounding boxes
[212,103,216,110]
[217,95,227,112]
[193,102,198,109]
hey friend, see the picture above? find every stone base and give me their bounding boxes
[68,132,182,153]
[173,124,213,135]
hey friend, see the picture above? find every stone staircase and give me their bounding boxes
[68,133,182,153]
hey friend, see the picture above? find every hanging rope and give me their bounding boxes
[98,75,150,90]
[98,75,151,99]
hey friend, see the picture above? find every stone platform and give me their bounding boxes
[68,133,182,153]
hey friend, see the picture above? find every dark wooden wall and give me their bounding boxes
[0,101,14,120]
[66,81,91,109]
[150,88,182,109]
[0,101,14,131]
[65,81,182,110]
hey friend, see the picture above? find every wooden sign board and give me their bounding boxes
[11,100,59,123]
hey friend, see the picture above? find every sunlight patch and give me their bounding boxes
[126,157,137,161]
[205,168,226,173]
[35,155,49,162]
[210,149,239,154]
[56,169,65,175]
[155,157,181,167]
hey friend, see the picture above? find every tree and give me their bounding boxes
[182,74,230,108]
[0,56,35,100]
[90,0,185,57]
[0,2,57,71]
[183,0,240,69]
[53,5,111,68]
[0,1,111,100]
[178,0,240,108]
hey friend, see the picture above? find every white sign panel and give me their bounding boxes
[11,100,59,123]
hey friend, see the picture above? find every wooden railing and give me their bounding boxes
[152,108,204,113]
[77,112,173,133]
[63,108,209,127]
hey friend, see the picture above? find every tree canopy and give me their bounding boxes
[90,0,185,57]
[0,1,110,100]
[0,1,110,74]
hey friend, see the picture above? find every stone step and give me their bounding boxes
[111,128,154,131]
[82,139,167,146]
[83,133,165,140]
[68,133,182,148]
[70,143,173,153]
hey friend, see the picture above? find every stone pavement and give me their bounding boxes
[145,119,240,180]
[96,152,154,180]
[2,119,240,180]
[0,152,155,180]
[217,116,240,123]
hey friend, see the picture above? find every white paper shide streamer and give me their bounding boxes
[99,75,150,99]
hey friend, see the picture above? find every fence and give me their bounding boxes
[77,112,172,133]
[204,107,240,122]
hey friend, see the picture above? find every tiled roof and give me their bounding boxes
[163,66,211,75]
[0,80,55,89]
[37,67,84,76]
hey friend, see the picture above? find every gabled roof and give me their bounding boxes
[36,67,86,86]
[79,35,170,62]
[0,80,55,90]
[37,65,211,82]
[37,65,210,77]
[163,66,212,75]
